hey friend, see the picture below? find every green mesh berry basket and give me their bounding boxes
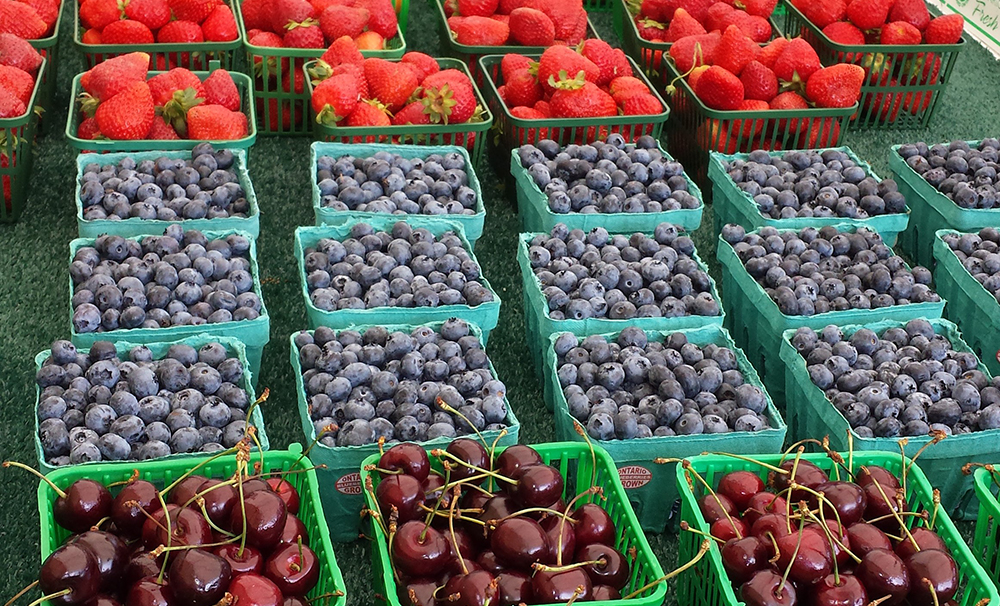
[30,0,62,120]
[33,334,267,473]
[303,58,492,166]
[310,142,486,244]
[0,57,44,223]
[780,317,999,520]
[289,322,520,541]
[517,227,724,388]
[509,141,703,235]
[361,441,668,606]
[543,324,786,532]
[64,67,257,154]
[38,444,348,606]
[890,141,1000,269]
[717,223,945,404]
[75,148,259,238]
[932,228,1000,377]
[708,147,910,246]
[781,0,964,128]
[677,450,999,606]
[73,0,242,70]
[68,229,271,378]
[972,466,1000,582]
[294,218,501,338]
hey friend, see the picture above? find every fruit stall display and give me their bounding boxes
[0,55,44,222]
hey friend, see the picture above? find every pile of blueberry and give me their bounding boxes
[36,339,256,465]
[79,143,250,221]
[515,134,700,215]
[721,224,939,316]
[526,223,720,320]
[293,319,509,446]
[554,327,771,439]
[898,138,1000,209]
[316,150,479,215]
[71,226,264,333]
[723,149,907,219]
[941,228,1000,301]
[790,320,1000,438]
[303,221,495,311]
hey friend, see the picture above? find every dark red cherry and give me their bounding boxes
[721,536,768,584]
[421,473,451,508]
[230,489,288,551]
[846,523,892,558]
[698,493,736,524]
[740,570,796,606]
[863,482,907,530]
[711,517,747,541]
[168,475,209,506]
[856,549,910,605]
[444,558,483,583]
[446,439,489,481]
[111,480,161,538]
[403,579,438,606]
[497,571,533,606]
[168,549,232,606]
[265,542,320,596]
[592,585,621,600]
[214,544,265,575]
[814,573,867,606]
[815,481,867,526]
[392,520,451,577]
[775,527,832,584]
[441,570,497,606]
[573,503,615,547]
[278,514,309,546]
[282,598,308,606]
[478,495,517,539]
[532,568,592,603]
[751,513,790,546]
[905,549,958,606]
[461,490,492,511]
[743,492,787,527]
[127,578,173,606]
[241,478,272,494]
[856,466,900,491]
[496,445,542,480]
[718,471,765,510]
[514,465,563,509]
[40,543,101,605]
[71,531,129,591]
[541,515,575,564]
[376,474,424,523]
[380,443,431,482]
[229,573,283,606]
[142,504,212,550]
[446,526,477,561]
[476,550,504,574]
[55,479,113,534]
[85,596,122,606]
[200,478,238,527]
[491,517,551,570]
[817,519,852,566]
[125,551,160,586]
[576,543,629,589]
[266,478,301,514]
[894,527,948,560]
[773,459,829,501]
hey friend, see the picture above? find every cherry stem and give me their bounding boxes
[421,466,451,542]
[291,535,304,573]
[785,448,805,534]
[817,505,860,563]
[419,504,485,526]
[494,507,575,524]
[622,539,710,600]
[682,461,742,539]
[904,431,946,477]
[307,592,345,606]
[565,585,586,606]
[533,559,604,574]
[385,507,402,585]
[897,439,910,500]
[236,458,248,558]
[25,589,71,606]
[791,483,846,530]
[292,423,337,473]
[556,487,600,566]
[678,521,724,544]
[487,429,508,493]
[365,465,403,475]
[766,531,781,565]
[151,535,241,556]
[156,489,173,584]
[124,500,172,534]
[448,486,469,576]
[377,436,385,457]
[2,461,66,498]
[437,402,489,450]
[3,580,38,606]
[573,420,598,489]
[930,489,940,530]
[869,478,920,552]
[924,578,940,606]
[162,447,237,496]
[847,430,855,476]
[707,453,788,475]
[107,469,140,488]
[778,509,806,595]
[867,596,892,606]
[431,450,515,484]
[863,510,927,525]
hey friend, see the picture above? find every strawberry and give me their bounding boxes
[281,63,305,92]
[78,0,118,30]
[188,104,248,139]
[272,0,315,30]
[240,0,272,31]
[622,93,661,115]
[101,20,156,44]
[421,68,477,122]
[311,72,359,123]
[578,39,628,86]
[364,57,418,111]
[770,89,808,133]
[730,12,771,43]
[846,0,891,31]
[740,60,777,101]
[95,81,155,140]
[22,0,58,29]
[696,119,738,154]
[509,8,554,45]
[202,5,239,40]
[902,52,940,114]
[757,36,788,68]
[204,69,240,110]
[0,65,33,105]
[634,17,666,41]
[82,52,149,101]
[797,0,846,28]
[147,68,205,105]
[354,30,384,49]
[320,5,369,40]
[311,0,347,13]
[772,37,820,85]
[663,7,705,42]
[536,45,600,94]
[925,14,963,44]
[733,99,769,139]
[693,65,743,110]
[448,15,509,44]
[881,21,921,44]
[714,25,760,77]
[168,0,220,23]
[356,0,397,37]
[332,62,368,97]
[537,0,586,42]
[510,105,549,139]
[0,34,42,74]
[258,97,295,130]
[669,32,721,73]
[639,0,676,21]
[501,53,531,79]
[686,64,709,89]
[498,0,531,13]
[76,116,102,139]
[889,0,930,31]
[736,0,777,18]
[81,28,102,44]
[401,52,439,80]
[249,30,283,46]
[705,2,734,30]
[124,0,171,30]
[823,21,865,51]
[533,99,549,115]
[608,76,649,104]
[549,73,616,118]
[457,0,497,16]
[866,76,902,122]
[158,20,205,43]
[675,0,713,21]
[491,14,510,24]
[147,115,180,138]
[321,36,364,66]
[799,117,841,148]
[806,63,864,107]
[503,68,541,107]
[346,100,391,132]
[391,100,430,125]
[0,87,24,117]
[284,22,325,47]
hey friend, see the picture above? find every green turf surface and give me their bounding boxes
[2,2,999,602]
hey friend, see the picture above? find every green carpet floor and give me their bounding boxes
[3,2,1000,602]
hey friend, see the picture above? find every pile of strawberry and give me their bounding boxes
[78,0,238,50]
[0,0,59,39]
[74,52,248,140]
[241,0,398,51]
[791,0,963,47]
[0,34,41,117]
[629,0,776,44]
[443,0,588,47]
[497,42,662,123]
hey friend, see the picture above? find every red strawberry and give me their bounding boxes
[639,0,676,21]
[536,45,600,94]
[902,52,940,114]
[730,12,771,43]
[823,21,865,47]
[608,76,649,104]
[101,20,156,44]
[503,68,541,107]
[0,34,42,74]
[509,8,554,45]
[846,0,891,30]
[77,116,102,139]
[95,81,155,140]
[364,57,418,111]
[675,0,713,22]
[356,30,386,50]
[168,0,220,23]
[284,22,325,47]
[770,89,809,133]
[797,0,846,28]
[240,0,272,31]
[799,117,841,148]
[498,0,531,13]
[925,14,963,44]
[537,0,586,42]
[147,115,180,139]
[310,0,345,13]
[21,0,58,29]
[147,68,205,106]
[332,62,368,97]
[663,7,705,42]
[881,21,921,44]
[392,100,431,125]
[733,98,769,139]
[714,24,760,77]
[0,86,23,117]
[82,52,149,101]
[773,37,820,84]
[0,65,33,105]
[448,15,509,44]
[401,52,439,80]
[740,60,777,101]
[320,5,369,41]
[668,32,721,73]
[157,21,205,43]
[81,28,102,44]
[736,0,777,18]
[866,76,902,122]
[78,0,119,30]
[501,53,531,79]
[202,5,239,40]
[346,99,391,133]
[634,17,666,41]
[533,99,549,115]
[321,36,364,66]
[272,0,315,30]
[188,105,248,139]
[124,0,171,30]
[203,69,240,110]
[549,73,616,118]
[578,39,628,86]
[693,65,743,110]
[889,0,930,31]
[281,63,305,92]
[806,63,864,108]
[757,36,788,68]
[686,64,709,89]
[421,68,477,122]
[248,30,283,46]
[622,93,661,115]
[312,72,359,123]
[356,0,397,37]
[705,2,733,30]
[510,105,547,124]
[457,0,496,15]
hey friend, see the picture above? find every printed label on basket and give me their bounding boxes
[336,472,362,495]
[618,465,652,489]
[931,0,1000,58]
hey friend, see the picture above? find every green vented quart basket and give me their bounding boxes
[30,0,61,119]
[972,466,1000,584]
[0,58,45,223]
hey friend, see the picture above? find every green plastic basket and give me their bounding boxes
[708,147,910,246]
[294,219,501,338]
[0,57,45,223]
[303,58,492,167]
[289,321,520,541]
[972,467,1000,583]
[75,148,259,238]
[781,0,964,128]
[518,228,724,386]
[543,324,786,532]
[65,67,257,154]
[780,317,997,519]
[38,445,348,606]
[677,451,999,606]
[717,223,946,403]
[891,141,1000,269]
[932,229,1000,377]
[510,143,704,235]
[310,142,486,244]
[361,441,668,606]
[33,334,267,473]
[30,0,62,118]
[68,229,271,379]
[73,0,242,70]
